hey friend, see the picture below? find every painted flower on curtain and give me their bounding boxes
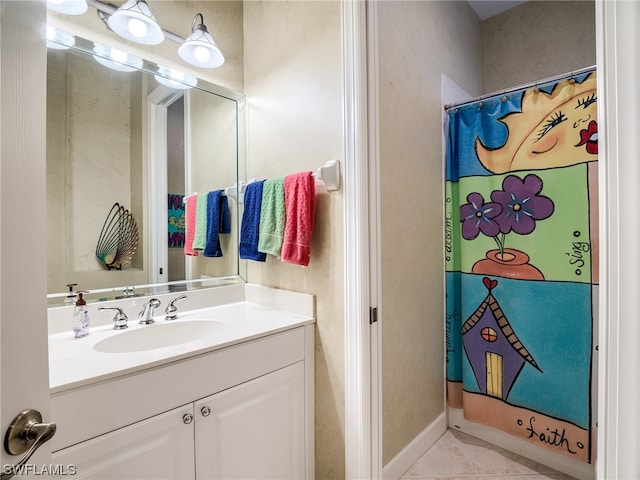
[460,192,502,240]
[461,174,554,280]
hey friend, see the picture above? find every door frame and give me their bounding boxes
[342,0,377,478]
[595,0,640,477]
[148,86,186,286]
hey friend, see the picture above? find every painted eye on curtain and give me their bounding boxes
[475,73,598,173]
[535,111,567,141]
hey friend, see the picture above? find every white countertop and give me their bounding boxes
[48,285,315,394]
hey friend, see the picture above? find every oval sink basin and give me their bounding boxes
[94,320,227,354]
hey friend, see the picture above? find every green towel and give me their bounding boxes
[192,193,208,251]
[258,177,286,256]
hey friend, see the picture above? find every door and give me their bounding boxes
[194,363,306,479]
[0,0,53,469]
[485,352,503,399]
[52,406,195,479]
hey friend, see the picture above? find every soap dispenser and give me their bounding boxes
[72,291,90,338]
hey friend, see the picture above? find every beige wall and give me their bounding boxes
[243,2,344,478]
[482,1,596,93]
[376,0,483,466]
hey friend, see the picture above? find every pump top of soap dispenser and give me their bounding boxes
[64,283,78,305]
[75,291,87,307]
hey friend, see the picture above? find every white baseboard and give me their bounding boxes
[382,412,447,480]
[448,408,595,480]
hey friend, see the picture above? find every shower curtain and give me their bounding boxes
[445,70,597,464]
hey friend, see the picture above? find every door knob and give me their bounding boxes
[2,409,56,480]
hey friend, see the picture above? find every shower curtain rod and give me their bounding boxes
[443,65,596,111]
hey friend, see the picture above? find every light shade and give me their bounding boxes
[93,44,144,73]
[178,13,224,68]
[107,0,164,45]
[47,0,88,15]
[155,66,197,90]
[46,26,76,50]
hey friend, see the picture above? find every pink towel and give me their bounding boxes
[184,194,199,256]
[281,171,316,266]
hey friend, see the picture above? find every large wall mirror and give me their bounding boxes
[46,34,247,305]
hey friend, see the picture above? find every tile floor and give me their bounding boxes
[400,429,577,480]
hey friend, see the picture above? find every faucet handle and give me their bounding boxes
[139,298,161,325]
[165,295,187,321]
[99,306,128,330]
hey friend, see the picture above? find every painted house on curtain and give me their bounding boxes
[445,70,598,465]
[461,276,541,401]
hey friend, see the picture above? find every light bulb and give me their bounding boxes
[110,49,128,64]
[194,46,211,63]
[47,0,87,15]
[128,18,148,38]
[155,66,197,89]
[93,44,143,72]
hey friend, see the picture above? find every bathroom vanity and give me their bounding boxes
[47,284,315,479]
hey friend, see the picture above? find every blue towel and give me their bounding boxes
[203,190,231,257]
[239,181,267,262]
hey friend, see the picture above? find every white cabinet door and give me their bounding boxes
[195,362,306,479]
[52,405,195,480]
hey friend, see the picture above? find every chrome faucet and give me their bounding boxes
[139,298,161,325]
[165,295,187,321]
[99,306,128,330]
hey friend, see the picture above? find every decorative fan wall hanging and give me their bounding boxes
[96,202,139,270]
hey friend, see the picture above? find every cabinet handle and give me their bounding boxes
[182,413,194,425]
[200,406,211,417]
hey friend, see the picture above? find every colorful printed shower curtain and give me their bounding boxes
[445,71,598,463]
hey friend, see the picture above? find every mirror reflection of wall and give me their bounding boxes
[186,88,239,282]
[47,47,148,294]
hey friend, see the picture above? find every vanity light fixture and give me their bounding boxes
[47,0,88,15]
[106,0,164,45]
[49,0,225,70]
[93,44,144,72]
[46,26,76,49]
[154,66,198,90]
[178,13,225,69]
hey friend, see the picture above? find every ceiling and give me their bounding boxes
[467,0,527,20]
